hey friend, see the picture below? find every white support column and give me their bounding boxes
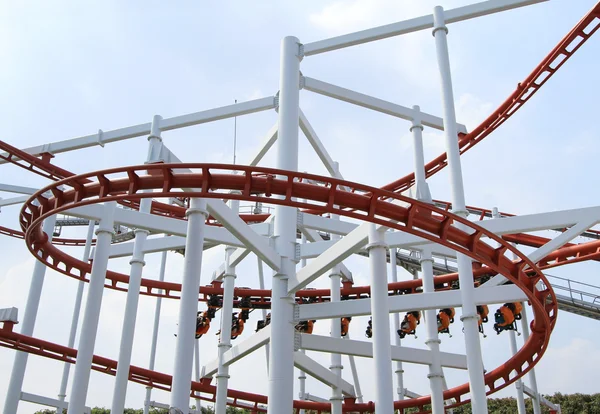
[508,330,527,414]
[171,198,208,412]
[111,116,162,413]
[194,339,202,414]
[411,107,443,412]
[520,307,541,414]
[432,7,487,413]
[298,232,307,414]
[367,224,394,413]
[492,207,526,414]
[215,201,239,414]
[144,249,168,414]
[389,248,405,402]
[267,35,301,414]
[329,217,343,414]
[421,248,445,414]
[56,220,95,410]
[257,258,270,372]
[3,214,57,414]
[69,202,116,414]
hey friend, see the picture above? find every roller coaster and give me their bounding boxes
[1,1,599,413]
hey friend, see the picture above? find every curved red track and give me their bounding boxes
[0,2,598,412]
[11,162,557,412]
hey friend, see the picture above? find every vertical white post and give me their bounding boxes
[432,6,487,413]
[56,220,95,410]
[421,247,445,414]
[491,207,526,414]
[257,258,270,371]
[144,249,168,414]
[298,232,307,414]
[508,330,527,414]
[215,201,239,414]
[329,221,343,414]
[3,214,57,414]
[267,35,301,414]
[410,107,444,412]
[111,115,162,413]
[345,335,364,403]
[367,224,394,413]
[389,248,405,402]
[171,197,208,412]
[194,339,202,414]
[69,201,117,414]
[520,308,541,414]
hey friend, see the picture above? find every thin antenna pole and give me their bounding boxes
[233,99,237,165]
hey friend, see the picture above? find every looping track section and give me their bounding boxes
[9,163,558,412]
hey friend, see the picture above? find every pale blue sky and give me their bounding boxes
[1,0,599,412]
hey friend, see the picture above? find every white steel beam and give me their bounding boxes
[297,285,527,320]
[160,97,276,131]
[303,77,466,132]
[0,195,30,208]
[302,0,547,56]
[483,216,600,287]
[206,199,280,271]
[299,109,344,179]
[299,212,358,235]
[20,392,92,414]
[1,97,276,161]
[304,393,330,403]
[293,351,356,397]
[212,249,252,281]
[299,226,353,282]
[298,334,468,370]
[289,223,370,294]
[248,123,278,166]
[202,326,272,378]
[0,184,39,195]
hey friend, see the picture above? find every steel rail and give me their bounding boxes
[15,162,557,412]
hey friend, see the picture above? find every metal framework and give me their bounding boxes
[1,1,599,413]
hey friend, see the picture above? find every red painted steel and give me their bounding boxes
[9,162,557,412]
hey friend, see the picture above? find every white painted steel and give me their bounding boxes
[433,7,487,412]
[144,249,169,414]
[345,335,364,403]
[215,200,239,414]
[520,307,542,414]
[0,98,276,162]
[3,215,56,414]
[303,77,465,133]
[57,220,95,409]
[267,35,301,414]
[367,224,395,413]
[0,184,39,195]
[298,284,527,320]
[299,333,467,370]
[68,202,116,414]
[112,120,164,413]
[329,224,343,414]
[302,0,547,55]
[203,326,272,378]
[289,222,370,294]
[293,351,355,397]
[257,258,270,371]
[170,198,208,412]
[389,247,405,402]
[509,330,527,414]
[207,199,280,271]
